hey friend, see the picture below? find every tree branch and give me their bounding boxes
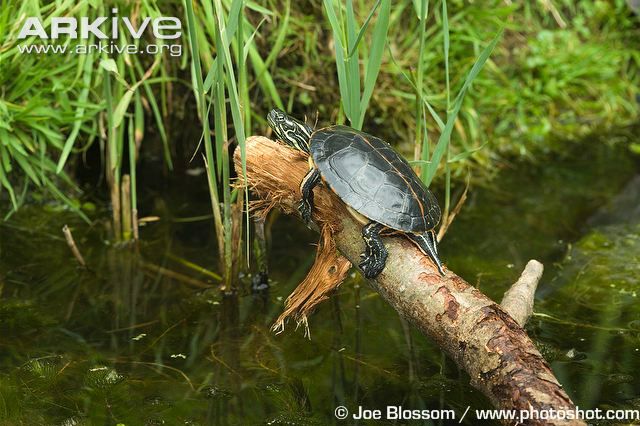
[235,136,584,426]
[501,260,544,327]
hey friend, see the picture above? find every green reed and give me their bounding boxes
[322,0,390,130]
[98,2,170,242]
[323,0,501,230]
[388,1,502,231]
[186,0,267,286]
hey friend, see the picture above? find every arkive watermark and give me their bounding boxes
[16,8,182,57]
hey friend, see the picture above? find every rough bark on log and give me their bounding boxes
[234,136,584,426]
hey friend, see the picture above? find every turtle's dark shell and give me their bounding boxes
[310,125,441,233]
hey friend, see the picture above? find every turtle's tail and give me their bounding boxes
[408,231,445,276]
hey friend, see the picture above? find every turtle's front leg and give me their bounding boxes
[299,167,321,224]
[359,222,388,279]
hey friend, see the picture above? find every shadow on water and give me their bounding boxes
[0,130,639,425]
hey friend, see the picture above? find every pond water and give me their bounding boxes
[1,131,639,425]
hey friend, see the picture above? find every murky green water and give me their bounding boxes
[1,133,639,425]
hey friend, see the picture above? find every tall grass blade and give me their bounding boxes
[56,49,94,173]
[134,61,173,170]
[0,149,17,208]
[347,0,381,57]
[128,115,138,240]
[185,0,222,249]
[324,0,390,129]
[323,0,350,121]
[345,0,361,124]
[414,0,429,172]
[212,0,251,270]
[442,0,451,222]
[262,0,290,69]
[358,0,390,127]
[424,29,503,186]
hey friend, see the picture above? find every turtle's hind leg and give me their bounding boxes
[299,167,321,224]
[407,231,445,276]
[359,222,388,279]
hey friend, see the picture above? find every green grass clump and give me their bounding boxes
[322,0,390,130]
[0,1,183,237]
[0,0,637,272]
[0,1,101,219]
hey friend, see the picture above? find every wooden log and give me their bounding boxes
[234,136,584,426]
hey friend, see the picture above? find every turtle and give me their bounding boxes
[267,108,445,278]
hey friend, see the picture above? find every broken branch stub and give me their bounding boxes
[234,136,584,426]
[501,259,544,327]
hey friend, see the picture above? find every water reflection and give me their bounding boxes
[0,133,638,424]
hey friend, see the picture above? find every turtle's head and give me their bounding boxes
[267,109,313,153]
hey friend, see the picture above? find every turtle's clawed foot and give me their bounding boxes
[298,198,313,224]
[359,252,386,279]
[358,222,388,279]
